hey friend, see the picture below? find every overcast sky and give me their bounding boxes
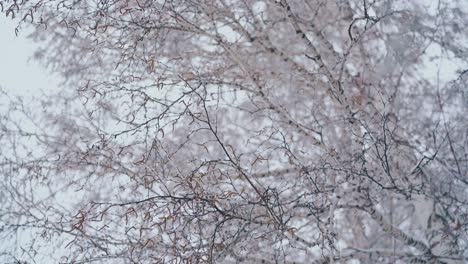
[0,17,59,97]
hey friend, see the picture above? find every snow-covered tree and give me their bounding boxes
[1,0,467,263]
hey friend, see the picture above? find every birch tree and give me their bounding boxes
[0,0,467,263]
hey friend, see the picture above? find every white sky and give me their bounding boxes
[0,16,59,96]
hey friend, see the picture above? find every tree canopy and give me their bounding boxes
[0,0,467,263]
